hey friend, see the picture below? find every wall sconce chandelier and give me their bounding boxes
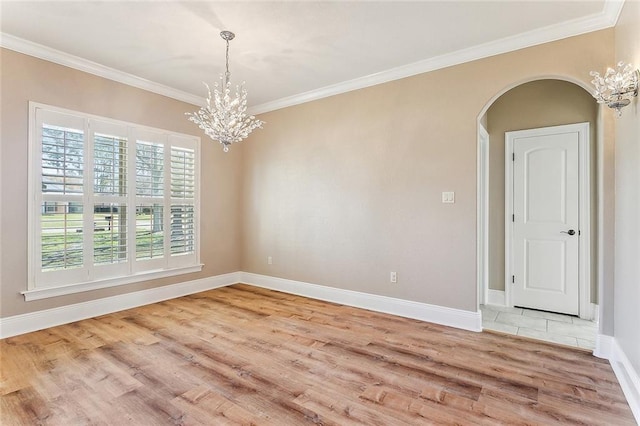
[590,61,639,117]
[186,30,264,152]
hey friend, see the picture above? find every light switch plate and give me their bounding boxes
[442,191,455,203]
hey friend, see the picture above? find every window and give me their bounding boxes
[27,103,201,300]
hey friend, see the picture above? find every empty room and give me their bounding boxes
[1,1,639,424]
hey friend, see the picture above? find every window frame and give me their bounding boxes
[25,102,202,301]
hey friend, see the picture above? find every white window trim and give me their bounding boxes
[26,102,202,301]
[22,264,204,301]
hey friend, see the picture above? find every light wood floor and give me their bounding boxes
[1,284,635,425]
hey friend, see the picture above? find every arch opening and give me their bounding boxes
[477,78,601,350]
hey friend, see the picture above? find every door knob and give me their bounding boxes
[560,229,576,235]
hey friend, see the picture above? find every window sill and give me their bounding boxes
[22,264,204,301]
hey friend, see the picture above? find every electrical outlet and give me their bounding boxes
[267,256,273,265]
[390,271,397,283]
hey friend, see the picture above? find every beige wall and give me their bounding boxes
[614,0,640,375]
[0,49,243,318]
[241,30,615,314]
[485,80,599,304]
[0,29,619,330]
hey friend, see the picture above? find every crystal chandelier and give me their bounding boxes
[590,61,639,117]
[186,31,264,152]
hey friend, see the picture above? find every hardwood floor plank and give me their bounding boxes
[1,284,634,425]
[1,386,52,425]
[537,388,637,425]
[172,385,264,426]
[110,388,186,425]
[322,341,540,402]
[293,388,391,426]
[359,385,495,425]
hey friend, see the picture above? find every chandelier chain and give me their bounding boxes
[225,38,230,80]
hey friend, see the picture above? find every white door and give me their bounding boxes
[507,124,584,315]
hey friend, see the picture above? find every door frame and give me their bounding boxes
[477,124,490,306]
[504,122,591,319]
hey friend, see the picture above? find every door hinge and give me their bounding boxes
[512,153,515,161]
[578,230,581,236]
[512,214,515,222]
[512,275,515,284]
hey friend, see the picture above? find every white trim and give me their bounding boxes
[22,264,204,301]
[1,272,241,339]
[3,270,484,338]
[602,0,626,25]
[487,290,506,306]
[27,102,202,299]
[591,303,600,324]
[0,1,623,116]
[594,333,614,359]
[596,105,607,335]
[0,95,2,312]
[477,124,490,307]
[505,123,591,319]
[578,123,593,320]
[240,272,482,332]
[609,340,640,423]
[0,34,203,106]
[3,271,637,422]
[505,133,514,309]
[594,334,640,423]
[248,2,623,115]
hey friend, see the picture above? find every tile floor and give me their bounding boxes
[480,304,597,350]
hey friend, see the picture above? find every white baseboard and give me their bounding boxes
[0,271,635,421]
[594,333,614,359]
[0,271,483,339]
[487,289,506,306]
[610,339,640,424]
[594,333,640,423]
[240,272,482,332]
[0,272,241,339]
[591,303,599,323]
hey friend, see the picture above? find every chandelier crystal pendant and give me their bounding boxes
[186,30,264,152]
[589,61,639,117]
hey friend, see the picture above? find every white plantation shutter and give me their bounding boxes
[136,140,164,198]
[91,121,130,280]
[94,132,128,196]
[170,146,196,258]
[93,127,128,267]
[168,136,198,267]
[41,123,84,196]
[28,103,200,297]
[35,110,87,287]
[135,135,166,271]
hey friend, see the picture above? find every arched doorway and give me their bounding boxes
[477,79,599,350]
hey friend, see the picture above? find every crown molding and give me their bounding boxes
[0,33,204,106]
[602,0,626,25]
[1,0,624,116]
[248,0,624,115]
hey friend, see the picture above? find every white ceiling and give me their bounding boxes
[0,1,620,114]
